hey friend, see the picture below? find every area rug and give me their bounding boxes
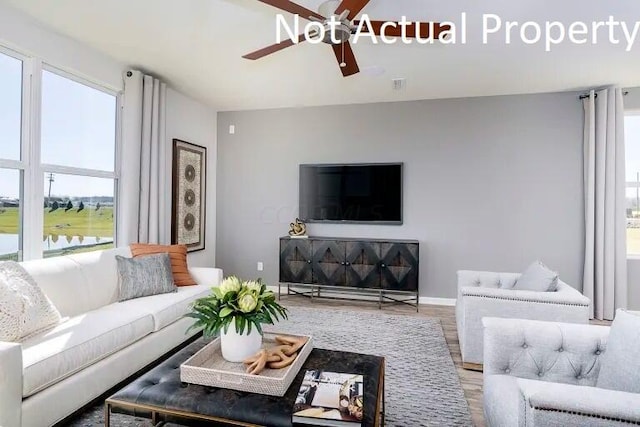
[68,306,473,426]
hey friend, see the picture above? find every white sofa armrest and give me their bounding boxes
[0,341,22,427]
[517,378,640,426]
[483,317,610,386]
[189,267,223,287]
[461,281,590,307]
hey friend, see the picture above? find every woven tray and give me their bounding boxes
[180,333,313,396]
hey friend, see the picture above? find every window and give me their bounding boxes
[0,45,120,261]
[41,70,116,171]
[0,49,24,261]
[626,113,640,255]
[42,174,115,258]
[41,69,117,257]
[0,169,22,261]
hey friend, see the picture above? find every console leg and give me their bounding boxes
[104,403,111,427]
[278,282,281,301]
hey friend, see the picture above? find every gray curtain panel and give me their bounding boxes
[119,71,168,246]
[582,87,628,320]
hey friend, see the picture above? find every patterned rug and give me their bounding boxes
[66,306,473,426]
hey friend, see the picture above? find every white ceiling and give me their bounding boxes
[3,0,640,111]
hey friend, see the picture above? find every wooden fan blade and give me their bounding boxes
[332,42,359,77]
[335,0,370,20]
[256,0,324,20]
[243,35,305,60]
[354,20,452,39]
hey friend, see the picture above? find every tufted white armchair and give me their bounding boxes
[482,317,640,427]
[456,270,590,369]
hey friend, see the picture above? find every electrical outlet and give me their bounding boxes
[257,262,264,271]
[229,125,235,134]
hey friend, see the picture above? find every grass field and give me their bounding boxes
[0,206,113,237]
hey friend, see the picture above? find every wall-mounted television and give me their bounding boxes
[299,163,403,225]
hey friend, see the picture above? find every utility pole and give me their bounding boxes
[47,173,55,207]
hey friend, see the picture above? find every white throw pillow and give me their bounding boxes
[0,261,62,342]
[513,261,559,292]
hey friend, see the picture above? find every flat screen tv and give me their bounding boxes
[299,163,403,224]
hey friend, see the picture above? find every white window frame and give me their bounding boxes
[625,110,640,259]
[0,45,30,260]
[0,43,122,261]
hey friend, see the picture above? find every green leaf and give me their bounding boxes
[219,307,233,318]
[254,320,263,336]
[234,315,242,334]
[240,316,246,335]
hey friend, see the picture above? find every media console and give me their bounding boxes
[279,236,419,311]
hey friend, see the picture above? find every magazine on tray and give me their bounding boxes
[292,370,364,427]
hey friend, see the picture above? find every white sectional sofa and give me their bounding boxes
[0,247,222,427]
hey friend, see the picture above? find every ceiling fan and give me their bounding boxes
[243,0,451,77]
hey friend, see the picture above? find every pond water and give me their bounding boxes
[0,233,113,256]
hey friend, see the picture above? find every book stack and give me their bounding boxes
[292,370,364,427]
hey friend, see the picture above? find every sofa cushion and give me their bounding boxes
[0,261,61,342]
[116,254,176,302]
[116,284,210,331]
[21,305,154,397]
[20,256,86,317]
[21,247,132,317]
[130,243,196,286]
[596,310,640,393]
[513,261,559,292]
[67,246,132,308]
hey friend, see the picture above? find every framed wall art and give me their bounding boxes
[172,139,206,252]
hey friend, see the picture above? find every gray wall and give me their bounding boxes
[216,93,585,299]
[626,86,640,110]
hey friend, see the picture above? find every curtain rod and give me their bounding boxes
[579,90,630,100]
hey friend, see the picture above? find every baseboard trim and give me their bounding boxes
[418,297,457,306]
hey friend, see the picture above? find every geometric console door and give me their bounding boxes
[279,236,419,310]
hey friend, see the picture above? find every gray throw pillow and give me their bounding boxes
[513,261,559,292]
[116,253,176,302]
[596,310,640,393]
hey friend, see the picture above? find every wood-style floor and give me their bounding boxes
[280,296,486,427]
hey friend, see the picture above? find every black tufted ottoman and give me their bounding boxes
[105,339,385,427]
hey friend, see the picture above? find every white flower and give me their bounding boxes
[238,292,258,313]
[219,276,242,296]
[244,280,262,293]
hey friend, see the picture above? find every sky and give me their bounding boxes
[0,51,116,199]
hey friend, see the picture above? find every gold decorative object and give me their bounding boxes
[243,335,309,375]
[288,218,307,237]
